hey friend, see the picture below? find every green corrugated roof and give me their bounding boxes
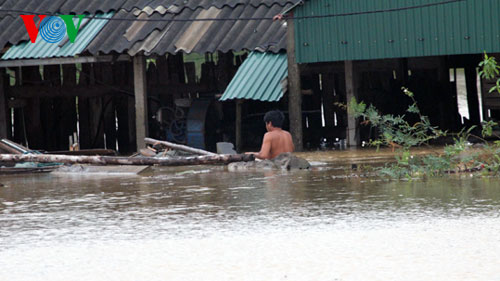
[295,0,500,63]
[2,12,113,60]
[220,51,288,102]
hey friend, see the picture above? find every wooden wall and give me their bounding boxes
[0,52,244,154]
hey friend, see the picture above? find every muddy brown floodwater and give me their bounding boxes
[1,149,500,280]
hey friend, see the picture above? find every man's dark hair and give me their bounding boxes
[263,110,285,128]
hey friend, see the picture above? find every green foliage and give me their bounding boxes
[479,52,500,94]
[348,86,500,179]
[345,55,500,179]
[349,87,445,150]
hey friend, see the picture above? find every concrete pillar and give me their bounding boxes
[345,60,359,147]
[133,55,148,151]
[0,70,7,139]
[287,14,303,151]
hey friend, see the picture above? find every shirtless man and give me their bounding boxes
[246,110,294,160]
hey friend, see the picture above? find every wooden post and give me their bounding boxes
[465,66,480,125]
[0,69,7,139]
[235,100,243,152]
[287,14,303,151]
[345,60,359,147]
[133,55,148,151]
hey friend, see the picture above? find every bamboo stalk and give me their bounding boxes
[144,137,218,156]
[0,153,254,166]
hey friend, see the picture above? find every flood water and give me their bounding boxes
[1,161,500,280]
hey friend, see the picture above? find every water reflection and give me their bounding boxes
[1,166,500,280]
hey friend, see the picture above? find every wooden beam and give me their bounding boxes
[7,85,130,98]
[145,138,218,156]
[0,55,130,68]
[287,14,303,152]
[133,55,148,151]
[345,60,359,147]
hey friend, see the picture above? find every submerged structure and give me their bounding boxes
[287,0,500,148]
[0,0,499,155]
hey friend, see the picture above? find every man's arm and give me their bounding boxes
[247,133,272,160]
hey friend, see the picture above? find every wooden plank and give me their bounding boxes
[113,61,133,154]
[77,63,92,149]
[89,96,105,148]
[133,55,149,151]
[465,66,480,125]
[0,55,131,68]
[59,64,78,151]
[437,57,459,131]
[168,53,186,84]
[345,60,359,147]
[96,63,117,150]
[41,65,58,151]
[287,15,303,151]
[22,66,44,149]
[0,138,29,153]
[235,100,243,152]
[321,73,336,130]
[156,56,169,85]
[306,74,322,143]
[185,62,196,84]
[145,137,218,156]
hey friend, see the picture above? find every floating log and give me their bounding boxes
[0,153,254,166]
[46,149,117,156]
[144,137,218,156]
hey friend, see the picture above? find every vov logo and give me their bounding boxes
[20,15,86,44]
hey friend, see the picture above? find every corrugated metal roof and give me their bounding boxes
[294,0,500,63]
[88,2,291,56]
[120,0,293,12]
[220,51,288,102]
[0,0,292,55]
[2,12,113,60]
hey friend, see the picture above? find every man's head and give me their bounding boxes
[263,110,284,131]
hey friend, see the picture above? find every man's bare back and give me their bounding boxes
[246,110,295,160]
[262,129,294,159]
